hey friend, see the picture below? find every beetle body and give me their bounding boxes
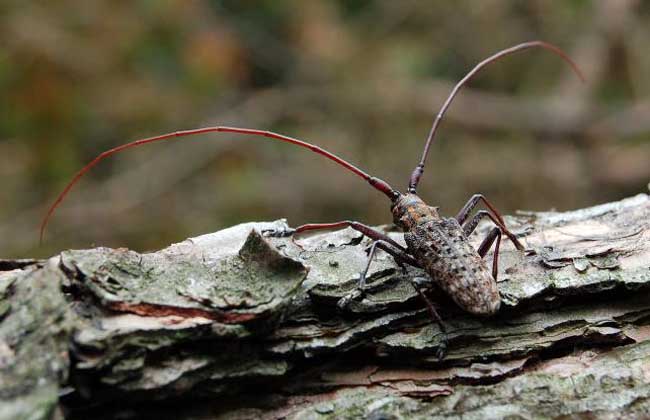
[392,194,500,316]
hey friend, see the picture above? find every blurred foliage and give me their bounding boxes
[0,0,648,258]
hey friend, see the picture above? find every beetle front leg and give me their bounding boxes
[263,220,407,252]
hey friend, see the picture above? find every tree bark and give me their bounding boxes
[2,193,650,419]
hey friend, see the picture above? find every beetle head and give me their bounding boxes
[391,193,439,230]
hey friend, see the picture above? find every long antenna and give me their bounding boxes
[40,127,398,242]
[407,41,585,193]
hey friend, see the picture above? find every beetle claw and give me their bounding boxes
[337,288,364,310]
[262,227,296,238]
[435,339,448,360]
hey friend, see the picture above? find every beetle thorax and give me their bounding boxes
[391,193,440,230]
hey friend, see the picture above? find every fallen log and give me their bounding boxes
[1,192,650,419]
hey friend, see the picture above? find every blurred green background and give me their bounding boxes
[1,1,649,258]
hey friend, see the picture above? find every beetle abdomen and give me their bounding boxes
[405,218,500,316]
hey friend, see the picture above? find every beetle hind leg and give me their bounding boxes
[410,279,448,360]
[477,227,503,280]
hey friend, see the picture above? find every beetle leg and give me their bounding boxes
[262,225,296,237]
[410,279,448,359]
[457,194,524,250]
[359,240,421,287]
[477,227,502,280]
[264,220,407,253]
[337,239,421,310]
[462,210,490,237]
[456,194,503,224]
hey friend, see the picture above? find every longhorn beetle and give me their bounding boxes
[41,42,584,342]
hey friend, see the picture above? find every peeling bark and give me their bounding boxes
[1,194,650,419]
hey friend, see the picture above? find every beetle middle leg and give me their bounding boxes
[337,239,420,309]
[341,240,449,358]
[264,220,421,299]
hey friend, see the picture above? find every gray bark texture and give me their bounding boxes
[2,193,650,420]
